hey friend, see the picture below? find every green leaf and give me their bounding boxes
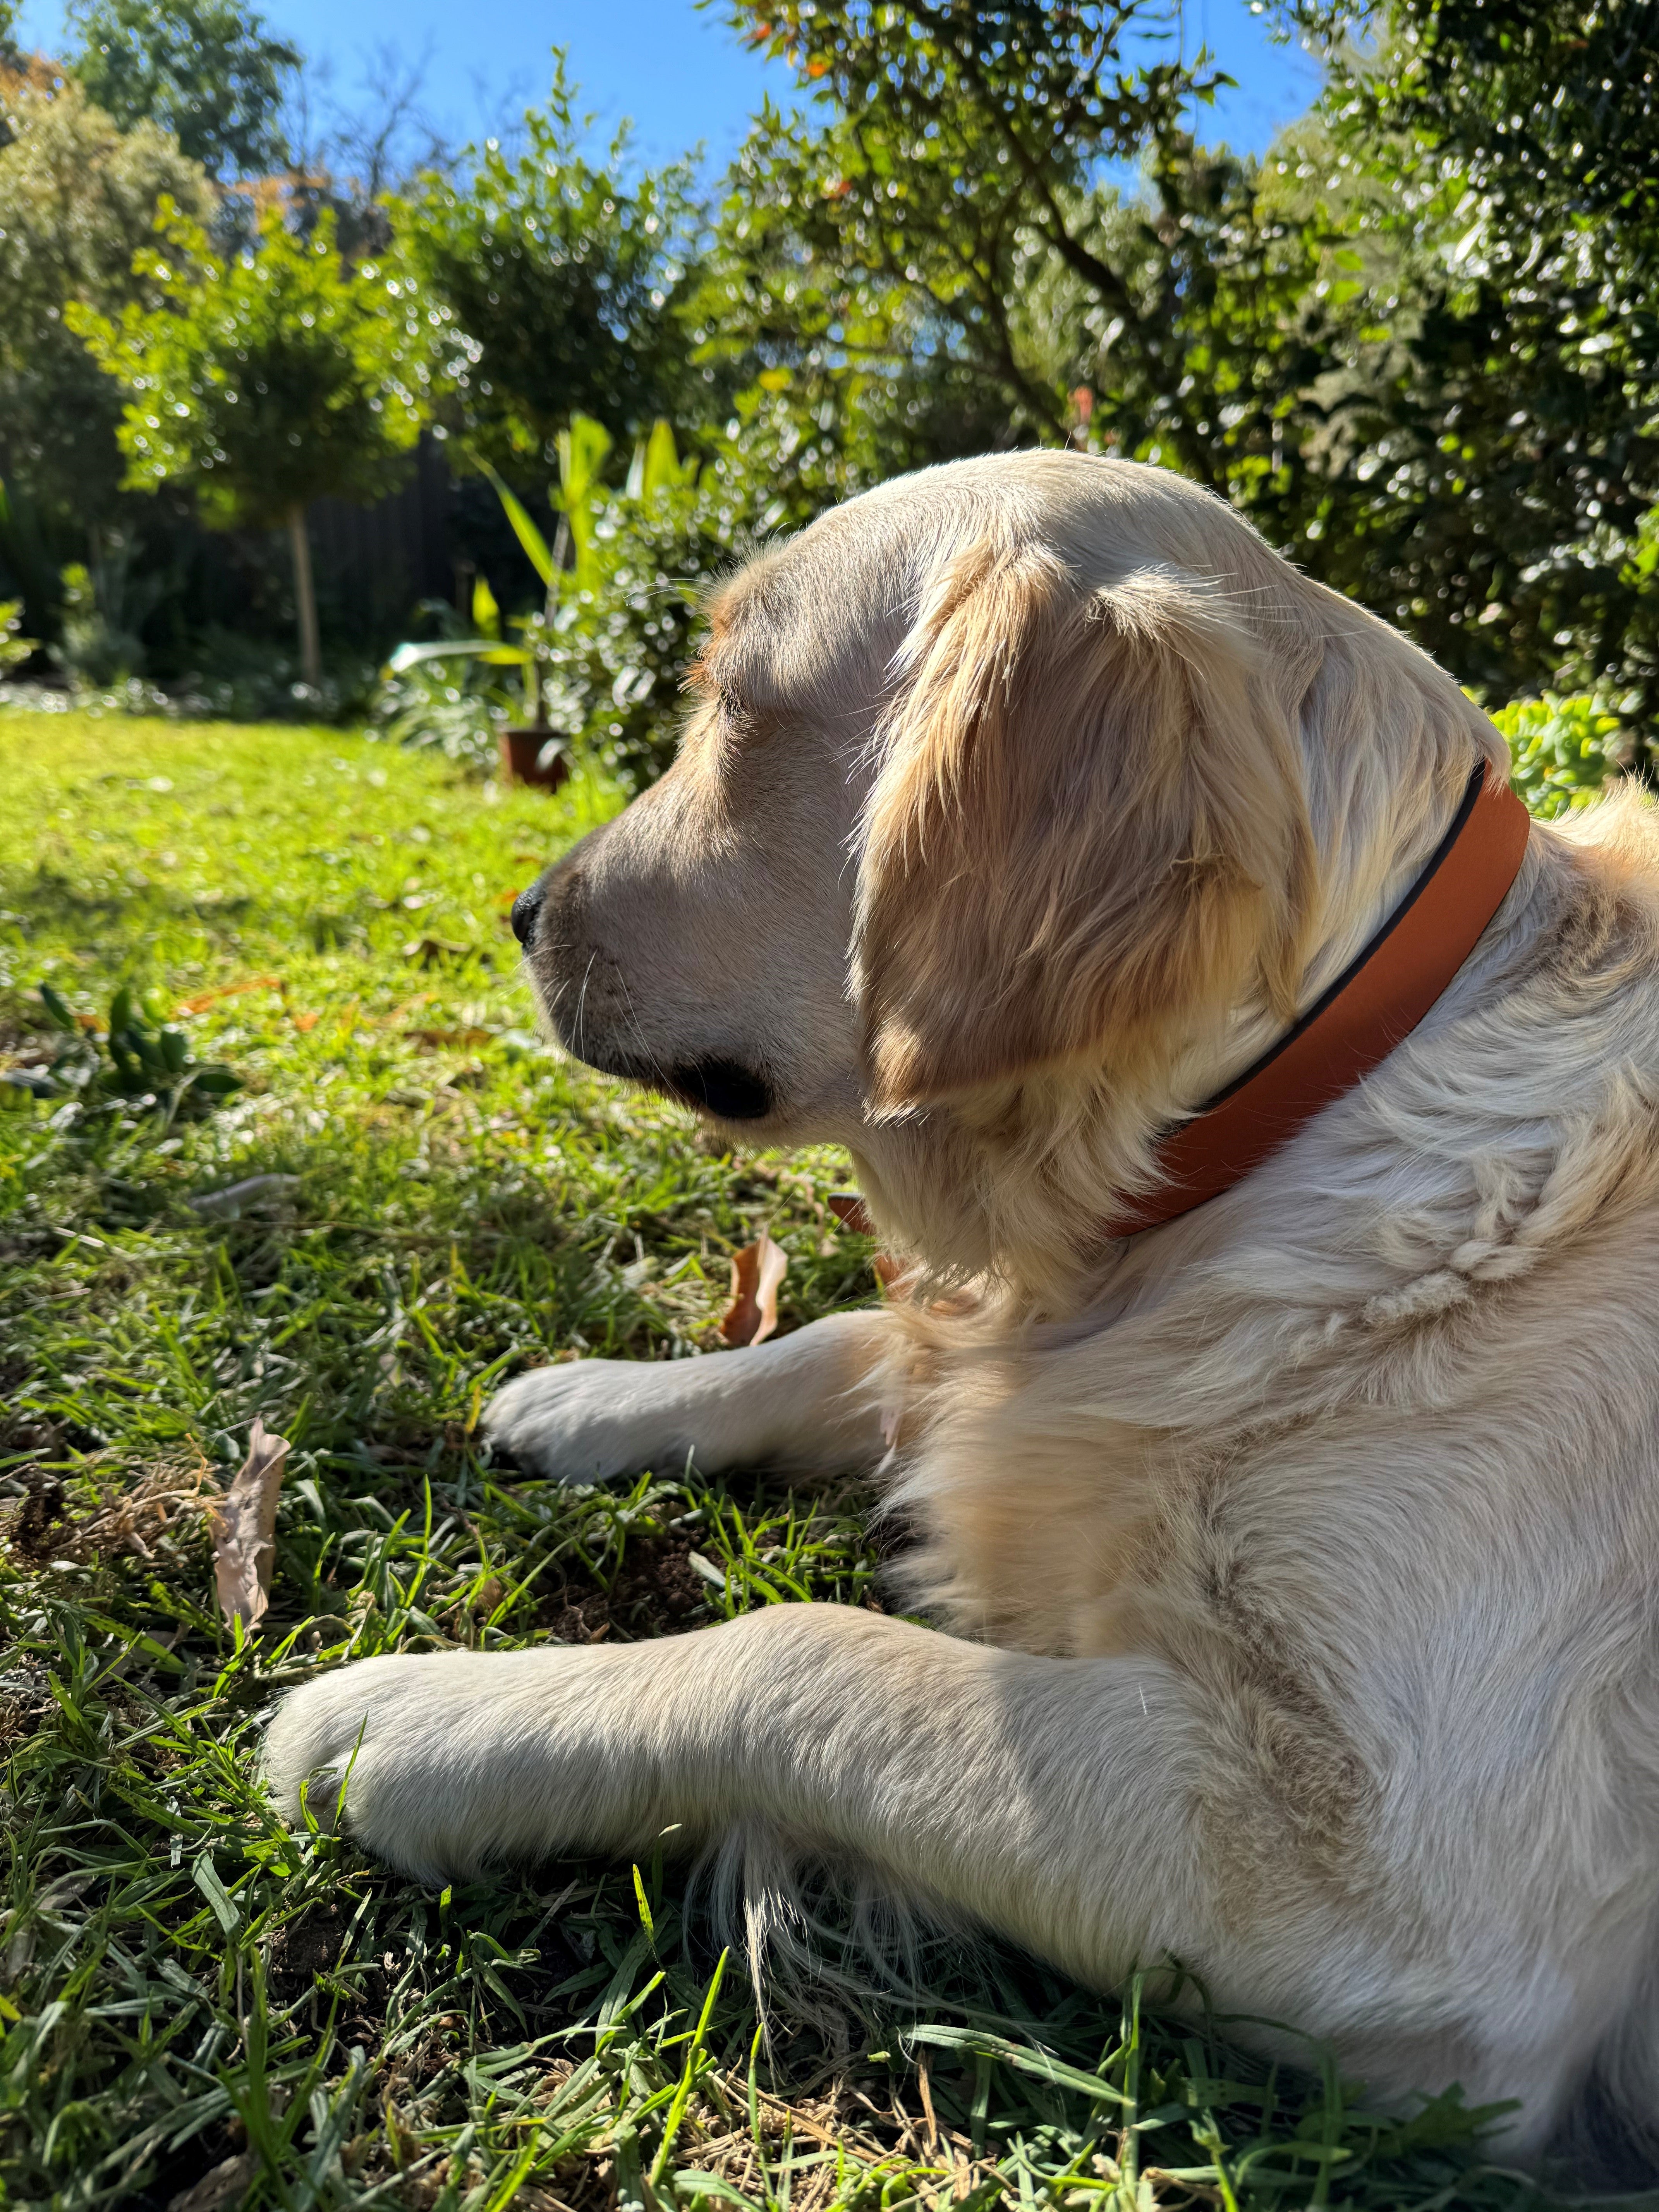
[557,413,613,509]
[386,637,520,673]
[472,574,502,639]
[906,2024,1132,2106]
[38,983,78,1034]
[477,458,556,587]
[192,1855,240,1938]
[631,1862,655,1941]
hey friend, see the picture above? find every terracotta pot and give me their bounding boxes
[498,728,572,790]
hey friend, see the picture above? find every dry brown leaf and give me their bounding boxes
[176,974,283,1015]
[720,1231,788,1346]
[208,1417,290,1631]
[405,1025,492,1049]
[826,1190,873,1235]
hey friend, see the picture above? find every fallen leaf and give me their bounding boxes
[720,1231,788,1346]
[208,1417,290,1631]
[291,1011,319,1032]
[405,1025,491,1049]
[826,1190,873,1235]
[828,1191,902,1293]
[176,975,282,1015]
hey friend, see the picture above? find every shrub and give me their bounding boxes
[0,595,35,673]
[13,982,241,1124]
[1494,692,1627,821]
[373,656,501,768]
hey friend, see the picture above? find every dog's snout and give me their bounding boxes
[510,881,545,949]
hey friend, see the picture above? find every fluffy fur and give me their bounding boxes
[265,453,1659,2168]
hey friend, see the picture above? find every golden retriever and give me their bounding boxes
[266,452,1659,2164]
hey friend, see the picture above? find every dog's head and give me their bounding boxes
[515,453,1496,1278]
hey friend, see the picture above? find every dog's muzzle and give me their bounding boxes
[510,882,544,949]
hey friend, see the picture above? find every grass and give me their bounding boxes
[0,710,1568,2212]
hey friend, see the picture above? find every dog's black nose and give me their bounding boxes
[510,882,545,948]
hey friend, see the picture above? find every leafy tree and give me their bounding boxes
[707,2,1346,537]
[400,60,711,472]
[1295,0,1659,241]
[1278,0,1659,728]
[73,199,444,684]
[66,0,299,179]
[710,0,1659,738]
[0,76,213,631]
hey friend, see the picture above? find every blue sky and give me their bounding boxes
[13,0,1320,170]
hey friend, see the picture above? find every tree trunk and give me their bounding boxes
[287,505,321,691]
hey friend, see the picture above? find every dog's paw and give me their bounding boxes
[483,1359,697,1484]
[263,1650,564,1883]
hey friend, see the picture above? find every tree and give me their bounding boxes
[1294,0,1659,242]
[66,0,299,179]
[73,199,443,684]
[708,0,1659,733]
[706,3,1348,541]
[0,76,213,629]
[400,60,711,472]
[1274,0,1659,729]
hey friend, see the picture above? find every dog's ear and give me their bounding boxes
[854,538,1316,1109]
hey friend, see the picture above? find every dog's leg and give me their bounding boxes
[482,1310,891,1484]
[264,1603,1589,2153]
[266,1604,1208,1975]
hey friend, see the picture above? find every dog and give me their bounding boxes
[266,452,1659,2163]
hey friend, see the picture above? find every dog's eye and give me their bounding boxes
[709,685,757,740]
[684,654,756,738]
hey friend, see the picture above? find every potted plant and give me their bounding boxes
[385,415,625,789]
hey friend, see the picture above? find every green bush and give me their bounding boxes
[513,392,863,788]
[1494,692,1627,821]
[13,981,241,1123]
[382,405,835,790]
[373,653,501,767]
[57,556,146,687]
[0,595,36,674]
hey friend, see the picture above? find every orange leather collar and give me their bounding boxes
[831,758,1532,1246]
[1103,759,1531,1237]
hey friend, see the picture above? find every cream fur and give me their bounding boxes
[265,453,1659,2166]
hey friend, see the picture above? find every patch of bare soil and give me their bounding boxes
[535,1532,711,1645]
[0,1451,215,1569]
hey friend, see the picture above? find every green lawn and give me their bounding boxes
[0,713,1553,2211]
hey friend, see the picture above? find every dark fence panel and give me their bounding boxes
[306,433,458,647]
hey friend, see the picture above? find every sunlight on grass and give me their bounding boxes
[0,716,1546,2210]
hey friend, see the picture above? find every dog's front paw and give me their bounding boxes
[263,1650,574,1883]
[483,1358,697,1484]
